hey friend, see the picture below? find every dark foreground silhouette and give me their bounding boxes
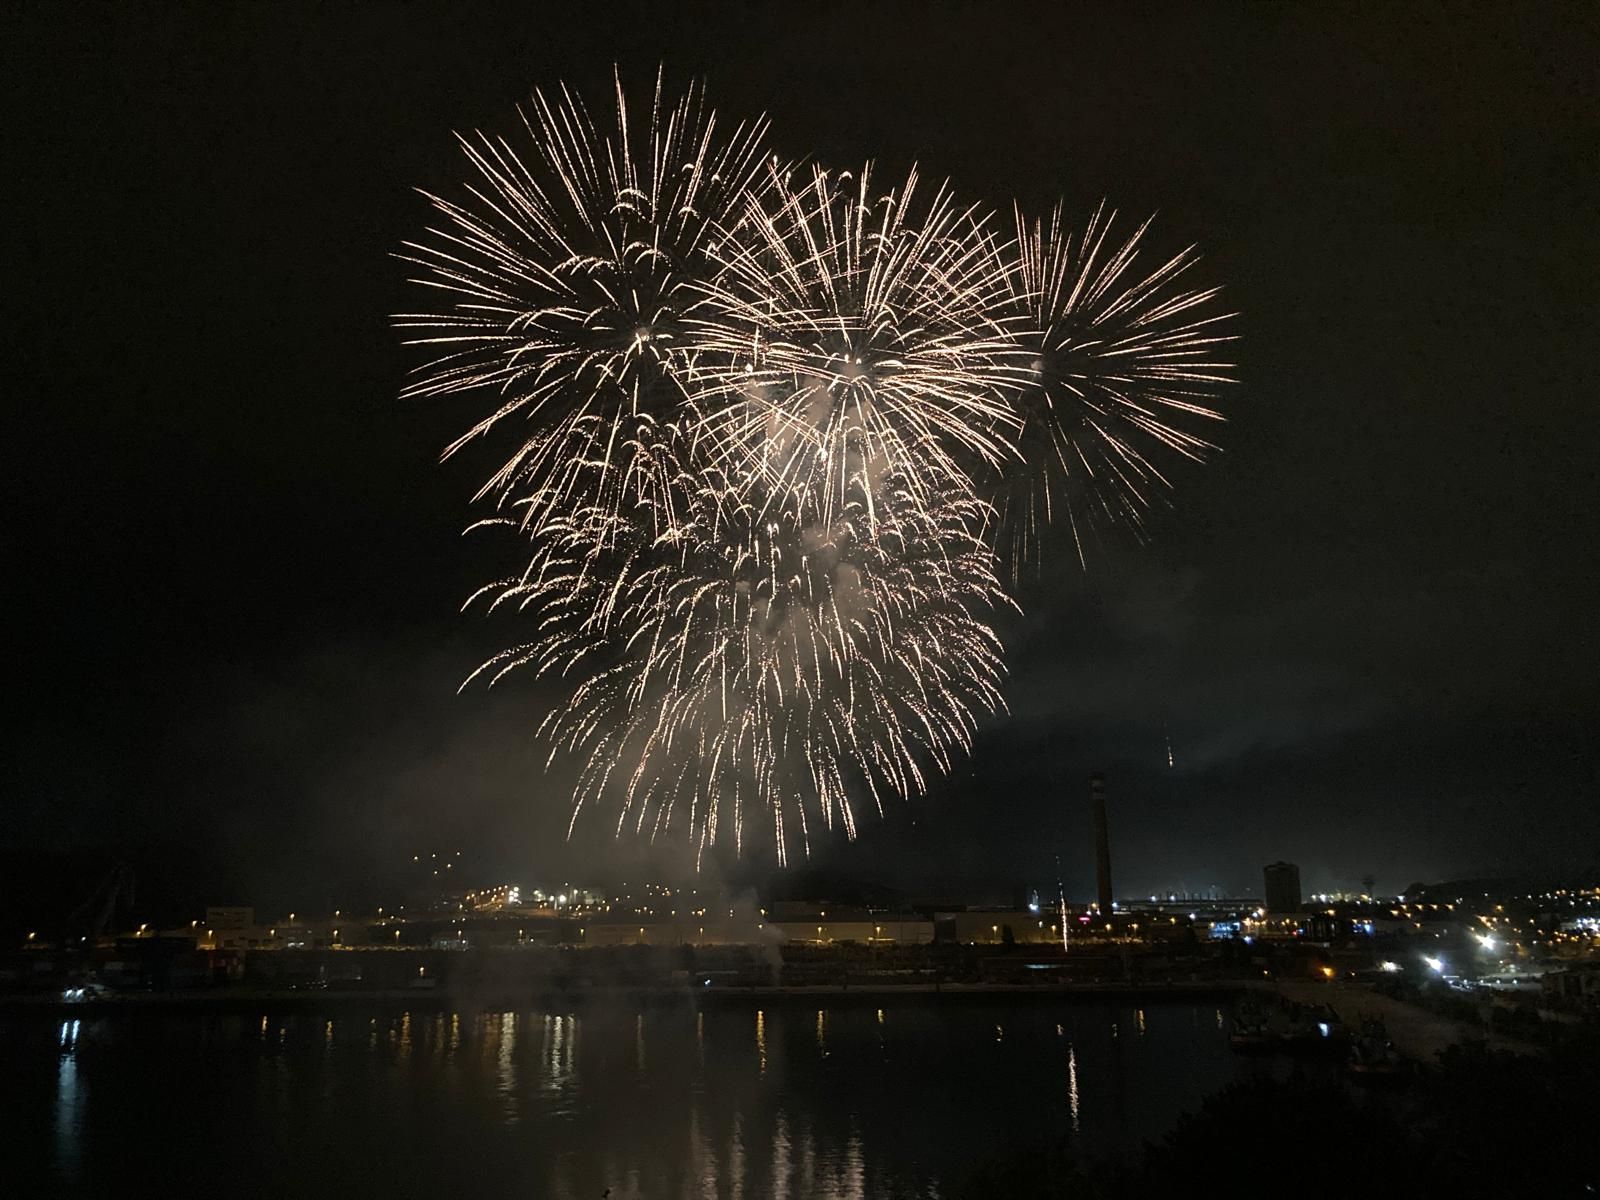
[959,1039,1598,1200]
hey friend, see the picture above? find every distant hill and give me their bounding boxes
[1402,874,1596,902]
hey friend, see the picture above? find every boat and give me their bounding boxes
[1229,997,1274,1052]
[1277,1001,1347,1054]
[1346,1016,1407,1082]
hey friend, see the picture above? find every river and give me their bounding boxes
[6,998,1256,1198]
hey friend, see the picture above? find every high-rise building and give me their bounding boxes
[1263,862,1302,914]
[1090,773,1114,916]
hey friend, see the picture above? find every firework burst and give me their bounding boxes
[687,160,1025,529]
[464,468,1009,866]
[395,69,770,537]
[400,73,1237,860]
[996,202,1237,575]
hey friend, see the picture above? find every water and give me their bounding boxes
[6,1000,1247,1198]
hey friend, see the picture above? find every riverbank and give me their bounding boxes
[1275,978,1539,1059]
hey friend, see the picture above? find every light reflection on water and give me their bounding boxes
[772,1108,792,1200]
[726,1113,746,1200]
[494,1011,517,1125]
[56,1020,80,1181]
[1068,1042,1081,1134]
[23,1001,1247,1199]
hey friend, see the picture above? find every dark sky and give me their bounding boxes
[7,2,1597,912]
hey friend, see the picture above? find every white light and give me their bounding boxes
[1477,933,1496,952]
[1380,960,1401,973]
[1425,956,1445,973]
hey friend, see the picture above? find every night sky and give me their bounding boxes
[7,3,1597,913]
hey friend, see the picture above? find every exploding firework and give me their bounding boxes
[400,74,1236,860]
[414,135,1023,859]
[688,160,1025,528]
[394,69,771,536]
[464,469,1009,866]
[996,202,1237,574]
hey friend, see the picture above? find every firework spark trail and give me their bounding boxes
[995,202,1237,575]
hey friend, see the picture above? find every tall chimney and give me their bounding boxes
[1090,772,1113,918]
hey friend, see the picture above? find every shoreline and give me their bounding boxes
[2,979,1251,1016]
[1276,978,1540,1059]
